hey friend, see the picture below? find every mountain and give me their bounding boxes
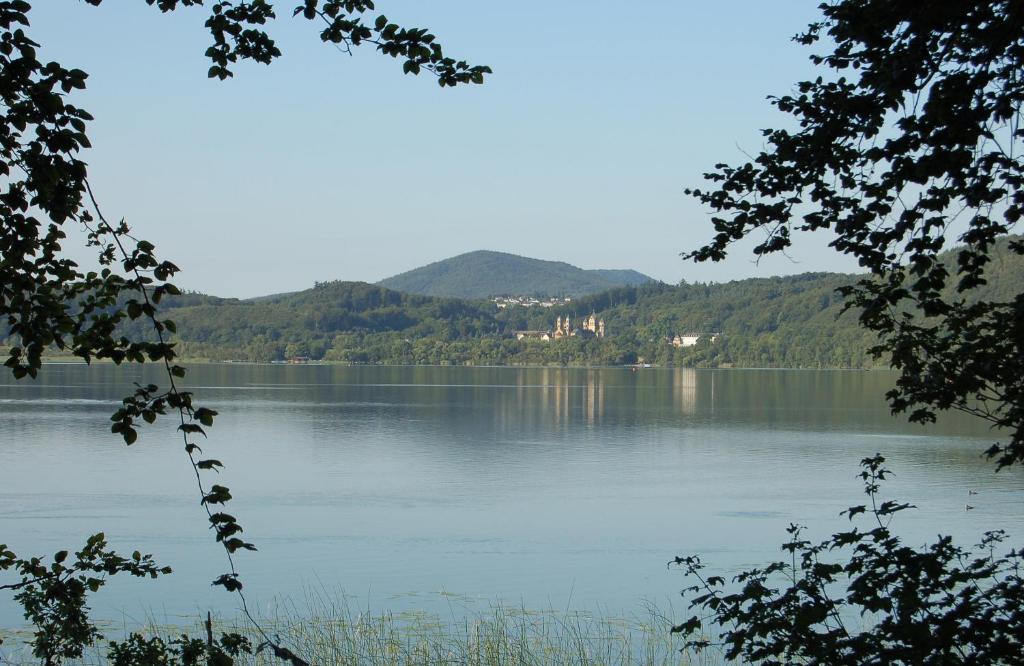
[376,250,656,298]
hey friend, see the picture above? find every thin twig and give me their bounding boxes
[83,180,308,664]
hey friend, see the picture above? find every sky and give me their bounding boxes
[32,1,862,298]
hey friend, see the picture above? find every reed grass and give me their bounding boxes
[0,594,720,665]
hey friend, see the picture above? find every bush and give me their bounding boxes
[671,455,1024,664]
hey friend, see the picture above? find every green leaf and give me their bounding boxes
[194,407,218,427]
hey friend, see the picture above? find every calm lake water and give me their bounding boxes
[1,364,1022,629]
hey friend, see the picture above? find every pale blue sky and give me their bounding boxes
[34,2,859,298]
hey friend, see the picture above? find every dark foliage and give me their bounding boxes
[675,2,1024,663]
[672,456,1024,665]
[0,534,171,665]
[686,0,1024,468]
[0,1,486,663]
[108,631,252,666]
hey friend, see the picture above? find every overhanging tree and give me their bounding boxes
[686,0,1024,469]
[0,1,488,663]
[675,1,1024,662]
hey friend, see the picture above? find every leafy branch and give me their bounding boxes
[671,455,1024,664]
[0,534,171,665]
[1,1,488,663]
[80,180,303,661]
[685,0,1024,468]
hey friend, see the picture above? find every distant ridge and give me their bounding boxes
[377,250,655,299]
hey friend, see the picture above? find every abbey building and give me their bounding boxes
[515,314,607,342]
[554,314,605,339]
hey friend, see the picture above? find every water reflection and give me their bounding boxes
[0,364,1021,628]
[12,364,978,439]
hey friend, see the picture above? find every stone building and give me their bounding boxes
[554,314,606,339]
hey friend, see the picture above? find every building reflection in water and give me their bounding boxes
[500,367,608,432]
[674,368,698,415]
[582,369,604,426]
[496,367,723,433]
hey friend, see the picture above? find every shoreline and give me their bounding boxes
[20,353,882,373]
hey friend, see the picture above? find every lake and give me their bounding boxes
[1,364,1022,629]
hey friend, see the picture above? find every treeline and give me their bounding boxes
[16,240,1016,368]
[140,276,880,368]
[132,281,502,362]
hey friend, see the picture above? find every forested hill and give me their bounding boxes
[376,250,654,298]
[84,237,1024,367]
[112,274,872,367]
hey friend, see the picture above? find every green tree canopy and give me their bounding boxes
[675,2,1024,662]
[687,0,1024,469]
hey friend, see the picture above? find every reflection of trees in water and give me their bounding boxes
[583,369,605,426]
[10,365,1002,474]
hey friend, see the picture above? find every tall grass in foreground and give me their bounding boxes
[2,595,719,665]
[228,600,705,666]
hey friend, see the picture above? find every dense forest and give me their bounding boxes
[113,274,882,367]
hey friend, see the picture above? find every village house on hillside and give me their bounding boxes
[494,296,572,309]
[670,333,719,348]
[515,330,552,341]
